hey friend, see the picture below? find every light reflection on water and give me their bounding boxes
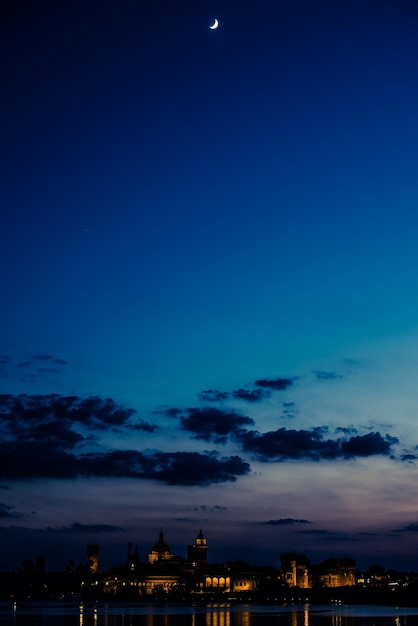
[2,603,418,626]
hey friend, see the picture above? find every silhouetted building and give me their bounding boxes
[35,557,46,574]
[187,529,208,567]
[314,558,356,587]
[127,542,141,573]
[87,544,99,574]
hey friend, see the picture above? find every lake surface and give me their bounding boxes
[2,603,418,626]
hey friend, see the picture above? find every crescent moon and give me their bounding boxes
[209,18,219,30]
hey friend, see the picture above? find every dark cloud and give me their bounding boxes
[254,377,294,391]
[23,353,68,369]
[394,523,418,533]
[127,420,158,432]
[0,394,249,486]
[0,394,140,444]
[198,389,229,402]
[4,354,68,382]
[335,426,358,435]
[79,450,250,486]
[0,442,80,479]
[48,522,123,534]
[340,432,398,457]
[314,371,342,381]
[239,426,336,461]
[282,402,297,419]
[232,388,271,402]
[238,427,398,462]
[400,453,418,462]
[178,407,254,443]
[193,505,227,511]
[0,503,20,519]
[259,518,311,526]
[0,442,249,486]
[28,352,61,363]
[148,452,249,485]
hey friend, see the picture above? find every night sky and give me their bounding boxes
[2,0,418,573]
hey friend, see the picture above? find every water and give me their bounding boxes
[2,603,418,626]
[0,602,418,626]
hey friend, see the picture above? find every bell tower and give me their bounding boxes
[187,529,208,567]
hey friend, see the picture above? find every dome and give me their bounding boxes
[151,530,171,554]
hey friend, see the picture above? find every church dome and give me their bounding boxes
[151,530,171,554]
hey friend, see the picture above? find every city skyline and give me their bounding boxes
[4,525,412,576]
[2,0,418,573]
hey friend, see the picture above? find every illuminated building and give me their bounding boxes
[87,544,99,574]
[187,529,208,567]
[280,553,311,588]
[148,529,174,564]
[280,553,356,589]
[314,558,356,587]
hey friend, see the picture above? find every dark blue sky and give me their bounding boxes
[2,0,418,573]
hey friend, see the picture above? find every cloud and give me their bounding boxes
[282,401,297,419]
[400,453,418,462]
[127,420,158,432]
[17,353,68,374]
[177,407,254,443]
[198,386,272,403]
[0,394,250,486]
[232,388,271,402]
[28,352,68,365]
[78,450,250,486]
[314,371,342,381]
[237,427,398,462]
[195,376,294,404]
[48,523,123,534]
[335,426,358,435]
[254,377,294,391]
[0,503,20,519]
[394,523,418,533]
[0,394,140,442]
[0,442,250,486]
[193,505,227,512]
[259,518,312,526]
[198,389,229,402]
[340,432,398,457]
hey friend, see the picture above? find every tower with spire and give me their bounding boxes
[187,529,208,567]
[127,541,141,572]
